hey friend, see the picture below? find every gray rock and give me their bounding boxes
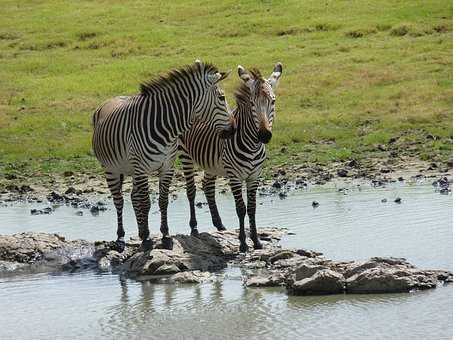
[346,268,438,293]
[294,263,329,281]
[288,269,345,295]
[170,271,212,284]
[0,232,93,272]
[246,272,285,287]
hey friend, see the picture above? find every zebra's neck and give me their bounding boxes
[230,102,264,154]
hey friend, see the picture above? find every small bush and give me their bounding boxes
[78,31,97,41]
[390,25,410,36]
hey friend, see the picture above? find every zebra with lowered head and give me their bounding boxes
[175,63,282,252]
[92,61,235,252]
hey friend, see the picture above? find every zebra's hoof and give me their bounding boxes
[253,241,263,250]
[114,239,126,253]
[239,242,249,253]
[190,228,200,237]
[141,239,153,252]
[162,236,173,250]
[216,225,227,231]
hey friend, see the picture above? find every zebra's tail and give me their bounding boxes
[92,105,103,128]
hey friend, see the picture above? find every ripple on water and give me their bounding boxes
[1,184,453,339]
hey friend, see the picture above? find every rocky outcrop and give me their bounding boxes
[1,230,452,296]
[0,232,95,274]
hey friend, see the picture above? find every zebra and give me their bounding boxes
[173,63,283,252]
[92,61,235,252]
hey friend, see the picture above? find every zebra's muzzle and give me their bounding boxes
[258,129,272,144]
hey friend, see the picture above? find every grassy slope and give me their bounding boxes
[0,0,452,177]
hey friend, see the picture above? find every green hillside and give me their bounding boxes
[1,0,452,177]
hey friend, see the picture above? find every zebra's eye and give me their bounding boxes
[219,95,226,101]
[271,99,275,105]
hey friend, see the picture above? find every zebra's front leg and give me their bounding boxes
[132,174,153,251]
[181,152,199,236]
[247,179,262,250]
[106,172,126,252]
[229,178,248,252]
[159,169,174,250]
[203,173,226,231]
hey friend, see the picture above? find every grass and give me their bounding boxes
[0,0,452,179]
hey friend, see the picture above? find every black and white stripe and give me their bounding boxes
[92,61,233,251]
[175,63,283,252]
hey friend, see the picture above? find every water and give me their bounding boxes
[1,183,453,339]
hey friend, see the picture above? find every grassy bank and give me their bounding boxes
[1,0,452,179]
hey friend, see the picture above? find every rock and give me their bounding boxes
[269,250,295,263]
[347,159,358,168]
[272,181,282,189]
[312,201,319,208]
[75,211,83,216]
[1,231,452,296]
[381,198,387,203]
[246,272,285,287]
[346,268,437,293]
[394,197,402,204]
[295,178,306,186]
[0,232,94,272]
[295,249,323,258]
[288,269,345,295]
[154,263,181,275]
[294,263,329,280]
[65,187,77,195]
[278,192,287,199]
[337,169,348,177]
[170,271,212,283]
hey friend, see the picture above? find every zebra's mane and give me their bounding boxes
[139,62,219,95]
[234,68,265,104]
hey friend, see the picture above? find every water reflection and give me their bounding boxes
[1,184,453,339]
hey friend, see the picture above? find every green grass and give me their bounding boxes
[1,0,453,178]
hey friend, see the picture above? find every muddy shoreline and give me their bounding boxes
[1,156,452,208]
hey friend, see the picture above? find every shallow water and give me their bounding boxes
[1,183,453,339]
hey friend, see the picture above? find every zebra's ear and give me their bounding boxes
[195,59,202,64]
[218,70,231,82]
[208,70,231,84]
[238,65,254,88]
[268,62,283,90]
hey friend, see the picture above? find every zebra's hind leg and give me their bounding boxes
[105,172,126,252]
[131,173,153,251]
[159,168,174,250]
[180,152,199,236]
[202,173,226,231]
[229,178,248,252]
[247,179,262,250]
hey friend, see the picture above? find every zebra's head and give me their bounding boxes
[237,62,283,144]
[193,60,236,139]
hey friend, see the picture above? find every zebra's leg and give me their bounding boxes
[247,179,262,250]
[202,173,226,231]
[180,152,199,236]
[131,173,153,251]
[229,178,248,252]
[105,172,126,252]
[159,168,174,250]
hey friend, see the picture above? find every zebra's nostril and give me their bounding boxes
[258,130,272,144]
